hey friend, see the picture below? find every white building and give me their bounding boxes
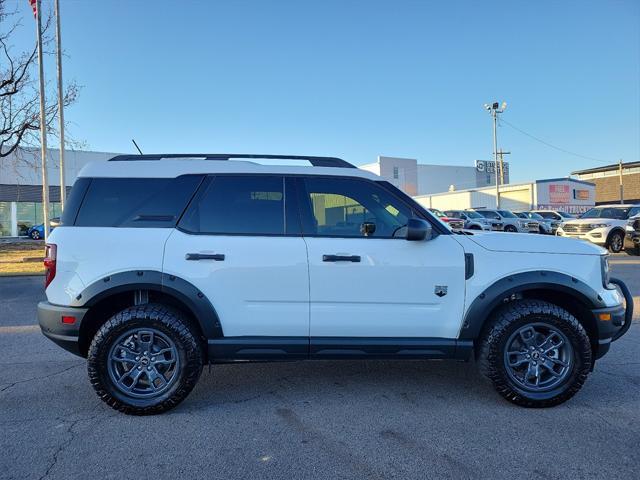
[360,156,508,196]
[0,148,121,237]
[413,177,596,214]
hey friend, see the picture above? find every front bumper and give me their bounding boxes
[591,303,626,359]
[37,301,88,357]
[624,231,639,254]
[556,227,608,245]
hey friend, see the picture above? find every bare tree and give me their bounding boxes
[0,0,80,161]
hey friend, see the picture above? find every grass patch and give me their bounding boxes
[0,241,45,276]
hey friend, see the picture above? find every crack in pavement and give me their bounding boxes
[0,363,83,393]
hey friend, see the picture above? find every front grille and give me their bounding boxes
[491,222,504,230]
[563,224,592,233]
[527,222,538,229]
[448,220,464,229]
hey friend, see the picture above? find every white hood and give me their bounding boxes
[464,231,606,255]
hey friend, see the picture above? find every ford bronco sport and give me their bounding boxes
[38,154,634,415]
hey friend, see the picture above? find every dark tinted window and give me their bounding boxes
[180,175,285,235]
[476,210,501,220]
[74,176,202,227]
[537,212,560,220]
[300,177,412,238]
[60,177,91,225]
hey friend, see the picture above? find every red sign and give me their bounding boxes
[549,184,570,204]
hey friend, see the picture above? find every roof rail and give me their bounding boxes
[107,153,356,169]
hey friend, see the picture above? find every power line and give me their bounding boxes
[499,118,611,165]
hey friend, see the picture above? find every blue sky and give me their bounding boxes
[9,0,640,182]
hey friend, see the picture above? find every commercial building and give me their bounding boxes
[0,148,120,237]
[572,161,640,205]
[359,156,508,196]
[412,177,595,214]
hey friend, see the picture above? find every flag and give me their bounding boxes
[28,0,37,18]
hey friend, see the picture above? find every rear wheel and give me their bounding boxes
[607,231,624,253]
[478,300,592,407]
[504,225,518,233]
[87,303,203,415]
[30,230,40,240]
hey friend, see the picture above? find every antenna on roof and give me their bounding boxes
[131,139,143,155]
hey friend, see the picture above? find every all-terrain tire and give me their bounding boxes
[478,299,592,408]
[87,303,203,415]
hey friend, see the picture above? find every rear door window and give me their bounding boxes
[179,175,289,235]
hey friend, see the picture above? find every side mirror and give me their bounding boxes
[360,222,376,237]
[406,218,433,241]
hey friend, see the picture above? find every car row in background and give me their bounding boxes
[557,204,640,253]
[625,214,640,255]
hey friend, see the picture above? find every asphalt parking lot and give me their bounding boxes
[1,256,639,480]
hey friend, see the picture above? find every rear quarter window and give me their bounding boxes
[73,175,203,227]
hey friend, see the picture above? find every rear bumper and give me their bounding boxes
[37,301,87,357]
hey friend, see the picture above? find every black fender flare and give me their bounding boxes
[72,270,223,338]
[459,270,606,341]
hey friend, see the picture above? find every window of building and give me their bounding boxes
[0,202,11,237]
[16,202,62,236]
[179,175,285,235]
[393,166,399,179]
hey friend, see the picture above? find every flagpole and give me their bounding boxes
[35,0,50,241]
[55,0,66,210]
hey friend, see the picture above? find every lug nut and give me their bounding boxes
[151,357,156,361]
[136,356,140,361]
[147,366,152,371]
[137,366,142,370]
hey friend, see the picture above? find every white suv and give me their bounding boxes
[472,209,539,233]
[37,154,633,414]
[556,204,640,253]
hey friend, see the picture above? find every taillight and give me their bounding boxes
[44,243,57,288]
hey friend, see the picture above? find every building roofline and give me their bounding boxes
[571,161,640,175]
[536,177,595,187]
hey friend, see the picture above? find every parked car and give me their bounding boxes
[556,204,640,253]
[444,209,494,231]
[624,214,640,255]
[531,210,577,223]
[26,217,60,240]
[471,209,538,233]
[515,211,557,234]
[427,208,464,230]
[38,153,632,414]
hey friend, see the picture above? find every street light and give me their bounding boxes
[484,101,507,208]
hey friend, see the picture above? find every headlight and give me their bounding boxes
[590,223,610,229]
[601,255,610,288]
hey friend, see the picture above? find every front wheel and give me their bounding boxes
[504,225,518,233]
[30,230,40,240]
[87,304,203,415]
[608,231,624,253]
[478,300,592,407]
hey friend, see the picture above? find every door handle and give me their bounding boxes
[322,254,361,262]
[185,253,225,261]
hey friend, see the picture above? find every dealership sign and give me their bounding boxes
[476,160,509,175]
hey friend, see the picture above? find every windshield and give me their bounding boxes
[476,210,500,220]
[580,207,630,220]
[514,212,527,218]
[497,210,518,218]
[429,209,446,218]
[464,210,482,219]
[528,213,544,220]
[559,211,575,218]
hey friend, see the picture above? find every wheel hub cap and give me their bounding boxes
[504,322,573,392]
[107,328,180,399]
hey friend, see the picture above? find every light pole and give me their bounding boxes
[484,101,507,208]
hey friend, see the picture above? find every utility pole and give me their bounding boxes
[619,159,624,204]
[498,149,511,185]
[36,0,50,241]
[55,0,66,209]
[484,102,507,208]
